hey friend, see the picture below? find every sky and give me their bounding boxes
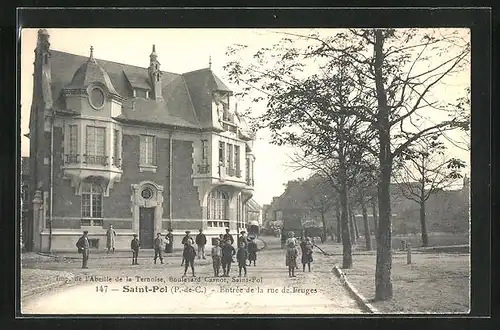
[20,28,470,206]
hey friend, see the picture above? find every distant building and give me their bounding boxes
[244,198,262,227]
[25,29,256,252]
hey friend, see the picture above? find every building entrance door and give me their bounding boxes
[139,207,155,249]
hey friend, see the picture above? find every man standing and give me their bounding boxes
[76,230,90,269]
[181,231,194,266]
[223,228,234,246]
[195,229,207,259]
[153,233,164,264]
[237,231,248,250]
[131,234,140,265]
[106,224,117,254]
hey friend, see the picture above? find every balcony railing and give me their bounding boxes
[246,178,254,186]
[235,169,242,178]
[64,154,80,164]
[112,157,122,168]
[198,164,210,174]
[83,154,108,166]
[222,121,238,133]
[227,167,235,177]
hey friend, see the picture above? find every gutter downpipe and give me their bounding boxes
[48,109,54,253]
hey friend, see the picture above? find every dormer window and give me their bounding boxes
[135,89,148,99]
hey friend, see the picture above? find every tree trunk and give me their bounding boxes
[336,201,342,243]
[372,197,378,242]
[348,205,356,244]
[353,208,360,239]
[321,212,327,243]
[339,176,352,269]
[420,201,429,247]
[374,29,393,301]
[361,196,372,251]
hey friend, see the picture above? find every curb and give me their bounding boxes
[332,265,379,314]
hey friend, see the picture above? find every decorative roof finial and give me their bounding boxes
[209,55,212,69]
[89,46,94,61]
[152,44,156,53]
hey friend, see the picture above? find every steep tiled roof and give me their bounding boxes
[65,56,119,95]
[49,50,231,130]
[182,68,232,128]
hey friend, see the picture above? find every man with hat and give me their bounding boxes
[223,228,234,246]
[195,228,207,259]
[181,230,194,266]
[237,230,248,250]
[153,233,164,264]
[130,234,140,265]
[76,230,90,269]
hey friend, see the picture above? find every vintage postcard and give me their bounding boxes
[19,26,471,315]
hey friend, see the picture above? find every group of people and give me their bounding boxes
[182,228,259,277]
[285,232,314,277]
[76,226,314,278]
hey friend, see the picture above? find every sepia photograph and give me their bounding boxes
[19,25,471,315]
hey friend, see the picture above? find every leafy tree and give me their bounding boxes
[225,28,469,300]
[393,136,466,246]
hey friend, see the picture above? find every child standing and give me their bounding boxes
[247,236,258,266]
[221,239,236,277]
[211,238,222,277]
[300,237,313,272]
[286,241,298,277]
[182,240,196,277]
[130,234,140,265]
[236,242,248,277]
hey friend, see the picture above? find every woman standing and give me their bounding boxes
[106,224,117,254]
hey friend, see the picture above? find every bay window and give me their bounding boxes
[85,126,106,165]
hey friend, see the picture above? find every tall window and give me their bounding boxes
[246,158,250,181]
[201,140,208,164]
[69,125,78,155]
[113,129,120,166]
[235,145,240,176]
[86,126,106,165]
[207,189,229,220]
[140,135,156,165]
[81,182,103,219]
[227,144,233,170]
[218,142,225,165]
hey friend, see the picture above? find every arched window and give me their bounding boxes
[81,181,103,226]
[207,188,229,228]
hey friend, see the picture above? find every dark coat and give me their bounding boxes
[183,245,196,260]
[237,235,248,249]
[166,232,174,244]
[248,241,258,261]
[300,241,313,264]
[223,233,234,245]
[221,245,236,262]
[195,233,207,245]
[182,235,194,245]
[236,248,248,263]
[76,235,89,252]
[131,238,140,251]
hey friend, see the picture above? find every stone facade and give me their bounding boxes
[25,30,256,252]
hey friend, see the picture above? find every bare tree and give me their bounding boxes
[393,136,466,247]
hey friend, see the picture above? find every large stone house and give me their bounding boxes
[25,29,256,252]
